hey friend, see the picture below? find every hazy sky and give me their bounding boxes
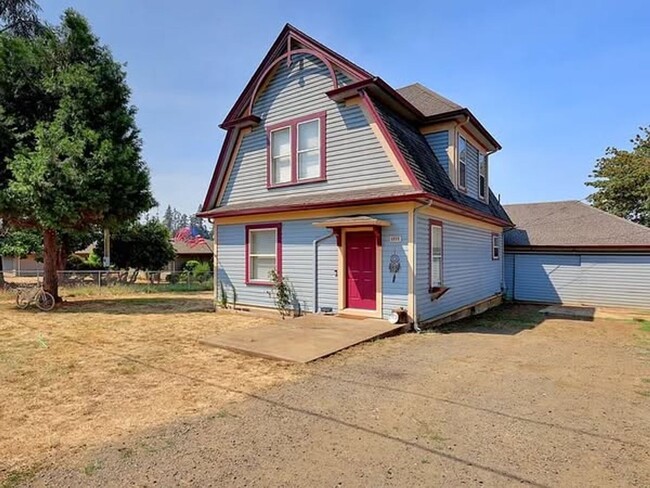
[43,0,650,216]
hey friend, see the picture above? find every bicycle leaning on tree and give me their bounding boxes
[15,284,56,311]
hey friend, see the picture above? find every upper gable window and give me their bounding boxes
[458,135,468,191]
[267,112,326,188]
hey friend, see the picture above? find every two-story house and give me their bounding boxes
[199,24,512,326]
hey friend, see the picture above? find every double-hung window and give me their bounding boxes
[246,224,282,284]
[430,220,443,288]
[268,112,326,187]
[478,152,487,200]
[458,135,468,190]
[492,234,500,260]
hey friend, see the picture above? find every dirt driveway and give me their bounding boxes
[11,304,648,488]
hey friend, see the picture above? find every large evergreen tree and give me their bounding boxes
[0,0,42,37]
[0,10,155,300]
[586,127,650,226]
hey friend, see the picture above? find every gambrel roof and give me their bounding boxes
[200,24,511,227]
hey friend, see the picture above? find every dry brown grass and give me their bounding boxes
[0,291,304,474]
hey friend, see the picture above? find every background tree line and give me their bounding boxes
[161,204,212,239]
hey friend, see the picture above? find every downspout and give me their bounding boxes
[313,231,335,314]
[411,202,430,333]
[210,219,218,310]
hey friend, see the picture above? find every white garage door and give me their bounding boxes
[505,253,650,309]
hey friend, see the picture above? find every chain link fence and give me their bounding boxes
[0,269,213,292]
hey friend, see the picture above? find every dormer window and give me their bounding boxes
[479,152,487,200]
[267,112,326,188]
[458,135,467,191]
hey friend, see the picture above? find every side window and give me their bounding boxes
[492,233,500,260]
[479,153,487,200]
[430,221,443,288]
[458,135,467,190]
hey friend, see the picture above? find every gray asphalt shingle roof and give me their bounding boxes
[373,100,512,224]
[205,185,422,216]
[504,201,650,248]
[396,83,463,117]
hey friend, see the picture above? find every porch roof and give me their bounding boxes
[313,216,391,228]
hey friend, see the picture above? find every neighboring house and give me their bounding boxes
[198,24,512,324]
[166,240,213,272]
[76,240,214,272]
[0,254,43,276]
[504,201,650,309]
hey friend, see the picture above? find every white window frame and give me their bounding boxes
[492,234,500,260]
[430,221,443,288]
[270,126,292,185]
[296,118,321,181]
[457,134,467,191]
[478,152,487,200]
[247,227,278,283]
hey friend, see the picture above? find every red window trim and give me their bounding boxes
[245,223,283,286]
[429,219,444,289]
[266,111,327,189]
[491,233,500,260]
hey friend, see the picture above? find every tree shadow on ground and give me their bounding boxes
[49,296,215,315]
[431,303,548,336]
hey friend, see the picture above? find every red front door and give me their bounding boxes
[345,231,377,310]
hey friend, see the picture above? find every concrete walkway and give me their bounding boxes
[201,315,407,362]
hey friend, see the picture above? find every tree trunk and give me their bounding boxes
[56,243,68,272]
[43,229,61,302]
[0,254,5,287]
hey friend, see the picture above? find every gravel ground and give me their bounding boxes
[14,306,650,487]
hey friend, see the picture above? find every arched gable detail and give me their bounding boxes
[246,49,338,116]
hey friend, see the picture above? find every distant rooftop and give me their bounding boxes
[504,201,650,248]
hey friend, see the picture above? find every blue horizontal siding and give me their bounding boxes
[221,53,402,205]
[381,213,409,318]
[416,214,503,322]
[217,213,409,319]
[424,131,449,173]
[506,253,650,309]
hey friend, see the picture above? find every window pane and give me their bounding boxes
[431,257,442,287]
[250,229,276,255]
[250,256,276,280]
[431,225,442,286]
[479,174,486,197]
[458,136,467,161]
[272,156,291,184]
[431,226,442,254]
[298,150,320,180]
[459,162,466,188]
[271,128,290,158]
[298,120,319,151]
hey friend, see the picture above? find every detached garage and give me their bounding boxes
[504,201,650,309]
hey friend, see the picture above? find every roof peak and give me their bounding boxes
[396,83,463,116]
